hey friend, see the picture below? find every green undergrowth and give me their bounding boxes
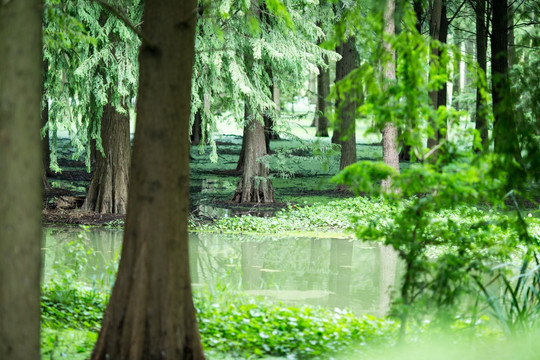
[40,283,396,359]
[196,290,396,359]
[194,196,540,241]
[195,197,388,235]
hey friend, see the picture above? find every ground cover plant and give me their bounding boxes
[40,282,397,359]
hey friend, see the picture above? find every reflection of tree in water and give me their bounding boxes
[42,227,123,290]
[328,240,354,310]
[186,234,399,315]
[189,233,242,292]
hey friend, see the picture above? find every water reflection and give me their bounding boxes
[42,228,399,316]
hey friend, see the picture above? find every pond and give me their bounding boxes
[42,227,400,317]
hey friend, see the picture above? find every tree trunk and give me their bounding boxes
[475,0,489,150]
[427,0,443,150]
[437,2,448,129]
[382,0,400,191]
[42,58,51,176]
[82,101,130,214]
[400,0,423,161]
[89,1,205,359]
[236,124,247,172]
[232,107,275,203]
[491,0,519,157]
[0,1,42,359]
[315,54,330,137]
[264,67,279,154]
[334,38,358,172]
[191,109,202,146]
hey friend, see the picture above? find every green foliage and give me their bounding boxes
[196,292,396,358]
[41,282,107,330]
[475,249,540,337]
[204,197,389,234]
[327,4,539,337]
[43,0,142,170]
[41,328,97,360]
[40,283,396,359]
[192,0,338,160]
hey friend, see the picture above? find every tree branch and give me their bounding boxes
[447,0,467,27]
[91,0,156,50]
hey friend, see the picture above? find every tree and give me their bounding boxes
[43,0,140,214]
[333,38,358,173]
[491,0,519,158]
[473,0,489,150]
[315,54,331,137]
[82,101,130,213]
[381,0,399,190]
[90,0,205,358]
[0,0,42,359]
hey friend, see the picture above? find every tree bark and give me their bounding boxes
[333,39,358,172]
[382,0,400,191]
[475,0,489,150]
[0,0,42,359]
[191,109,203,146]
[90,0,205,359]
[82,101,130,214]
[427,0,443,150]
[315,54,330,137]
[264,67,279,154]
[491,0,519,157]
[232,107,275,203]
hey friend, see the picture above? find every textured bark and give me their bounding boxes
[0,1,42,359]
[315,55,330,137]
[475,0,489,150]
[236,124,247,172]
[381,0,400,191]
[232,109,275,203]
[82,102,130,214]
[334,39,358,172]
[491,0,519,157]
[90,1,205,359]
[427,0,443,150]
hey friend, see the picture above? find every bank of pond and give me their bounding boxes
[41,224,540,359]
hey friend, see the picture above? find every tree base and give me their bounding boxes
[231,178,275,203]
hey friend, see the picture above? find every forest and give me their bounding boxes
[1,0,540,359]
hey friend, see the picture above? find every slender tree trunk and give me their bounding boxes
[264,67,279,154]
[232,107,275,203]
[437,3,448,125]
[315,54,330,137]
[334,38,358,173]
[427,0,443,150]
[82,101,130,214]
[491,0,519,157]
[400,0,423,161]
[475,0,489,150]
[42,58,51,176]
[90,1,205,358]
[236,124,247,172]
[382,0,400,191]
[0,1,42,359]
[191,109,203,146]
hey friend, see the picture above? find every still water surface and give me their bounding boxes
[42,227,399,317]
